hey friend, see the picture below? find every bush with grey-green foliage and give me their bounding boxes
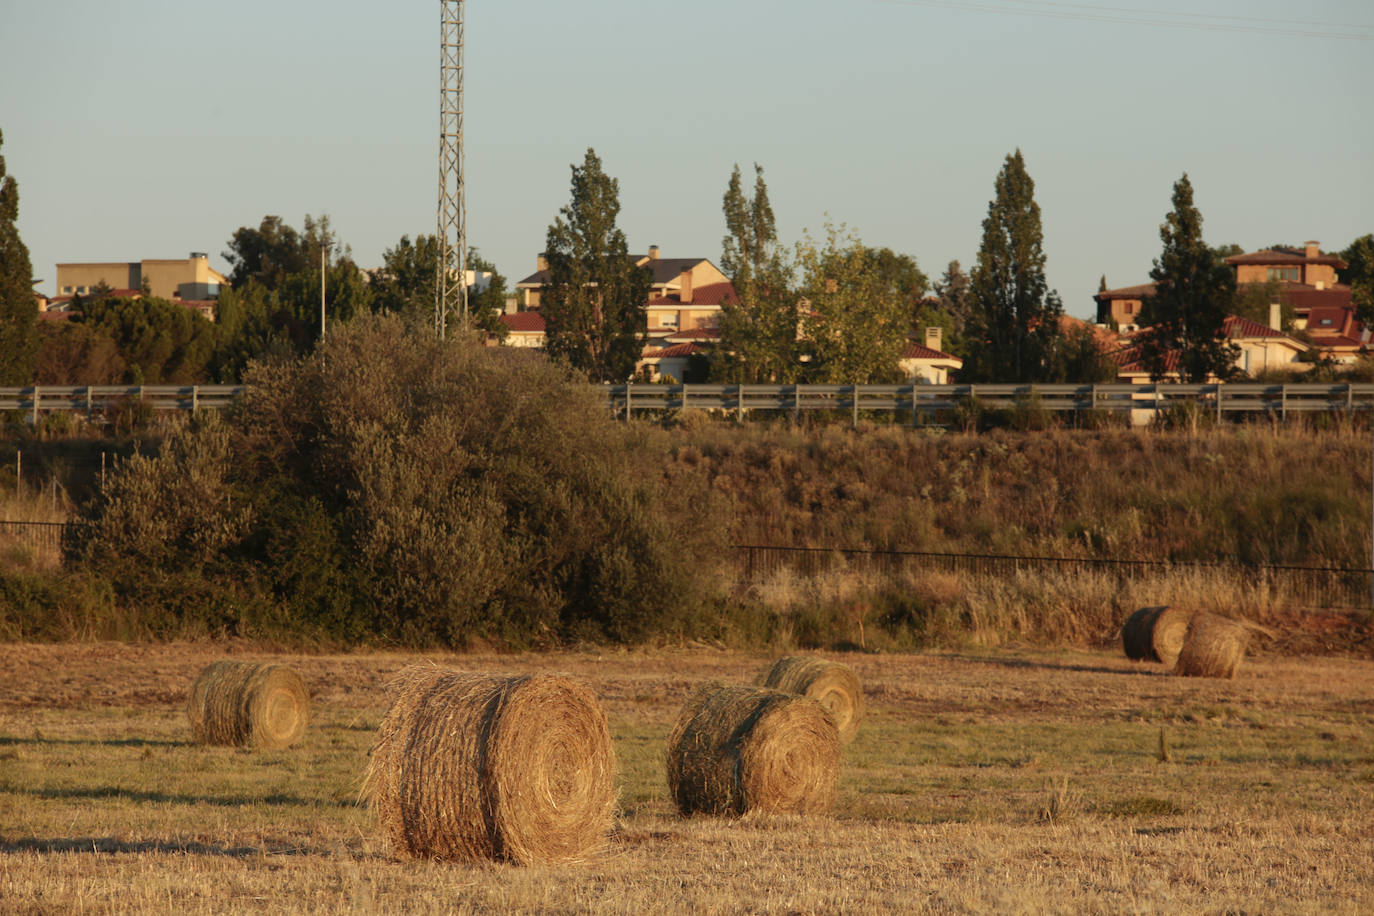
[70,316,724,646]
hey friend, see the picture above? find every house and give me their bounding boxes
[513,245,738,342]
[1095,240,1364,364]
[1113,311,1307,382]
[897,327,963,383]
[498,311,547,348]
[55,253,227,302]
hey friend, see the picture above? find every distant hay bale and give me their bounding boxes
[362,666,615,866]
[1121,606,1193,666]
[757,656,866,745]
[1174,613,1249,679]
[666,684,839,818]
[186,660,309,749]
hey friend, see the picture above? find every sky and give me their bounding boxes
[2,0,1372,317]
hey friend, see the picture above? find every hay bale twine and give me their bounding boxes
[758,655,866,745]
[362,666,615,866]
[1121,606,1193,666]
[1174,613,1249,679]
[666,684,839,818]
[186,660,309,749]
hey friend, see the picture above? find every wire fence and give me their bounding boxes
[734,544,1374,613]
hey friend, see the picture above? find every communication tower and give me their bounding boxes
[436,1,466,338]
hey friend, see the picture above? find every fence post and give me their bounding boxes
[737,385,744,422]
[85,385,93,420]
[852,385,859,427]
[192,386,199,414]
[1216,383,1223,424]
[1281,385,1287,423]
[625,383,632,421]
[31,385,39,425]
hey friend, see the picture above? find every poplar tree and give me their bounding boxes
[964,150,1063,382]
[0,129,38,384]
[715,163,799,383]
[542,148,649,382]
[1137,174,1237,382]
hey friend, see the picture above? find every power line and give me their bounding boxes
[877,0,1374,40]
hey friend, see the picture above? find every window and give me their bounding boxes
[61,286,72,294]
[658,313,679,329]
[1267,267,1299,283]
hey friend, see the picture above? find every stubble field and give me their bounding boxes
[1,641,1372,913]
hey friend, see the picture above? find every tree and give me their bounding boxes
[467,247,509,340]
[0,128,38,384]
[1136,174,1238,382]
[1340,234,1374,328]
[794,223,907,384]
[541,149,650,382]
[964,150,1064,382]
[714,163,799,383]
[934,260,974,338]
[33,321,126,384]
[223,215,309,291]
[81,294,218,383]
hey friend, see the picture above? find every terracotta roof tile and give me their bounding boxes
[501,312,546,332]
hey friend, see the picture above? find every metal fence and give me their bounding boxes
[734,544,1374,612]
[606,382,1374,422]
[5,382,1374,423]
[0,385,245,420]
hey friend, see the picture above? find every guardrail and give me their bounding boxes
[4,382,1374,423]
[0,385,245,420]
[605,382,1374,422]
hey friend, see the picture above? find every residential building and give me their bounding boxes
[898,327,963,383]
[1094,240,1364,365]
[1113,311,1307,382]
[55,253,227,302]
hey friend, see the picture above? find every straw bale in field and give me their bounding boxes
[362,666,615,866]
[186,660,309,749]
[666,684,838,818]
[1121,606,1193,666]
[1174,612,1249,679]
[758,655,866,745]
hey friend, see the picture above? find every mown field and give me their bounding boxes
[1,642,1372,913]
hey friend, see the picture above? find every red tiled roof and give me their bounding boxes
[1279,284,1352,311]
[647,342,705,359]
[664,327,721,341]
[38,309,74,322]
[647,281,739,307]
[899,343,959,361]
[501,312,546,332]
[1225,248,1347,269]
[1095,282,1156,300]
[1220,315,1286,339]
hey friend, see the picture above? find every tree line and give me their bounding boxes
[2,124,1372,388]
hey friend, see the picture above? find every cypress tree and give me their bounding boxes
[1137,174,1237,382]
[965,150,1063,382]
[0,129,38,384]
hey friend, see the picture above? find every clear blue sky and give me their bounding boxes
[3,0,1371,316]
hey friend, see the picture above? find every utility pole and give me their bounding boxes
[320,246,327,338]
[436,0,466,339]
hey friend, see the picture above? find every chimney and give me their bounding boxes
[1268,303,1282,332]
[1305,240,1320,260]
[537,252,549,273]
[925,326,943,351]
[678,268,694,304]
[648,245,660,260]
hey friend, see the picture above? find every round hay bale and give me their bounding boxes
[186,660,309,749]
[362,666,615,866]
[666,684,838,818]
[1174,613,1249,679]
[757,655,866,745]
[1121,606,1193,666]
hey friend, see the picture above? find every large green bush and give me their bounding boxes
[71,317,725,646]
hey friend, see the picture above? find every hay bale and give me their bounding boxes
[362,666,615,866]
[757,655,866,745]
[1121,606,1193,666]
[186,660,309,749]
[1174,613,1249,679]
[666,684,839,818]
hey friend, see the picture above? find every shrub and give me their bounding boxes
[72,316,725,647]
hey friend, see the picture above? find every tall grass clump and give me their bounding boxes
[70,316,725,647]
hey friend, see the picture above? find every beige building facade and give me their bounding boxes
[55,253,228,301]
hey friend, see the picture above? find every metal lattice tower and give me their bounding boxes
[436,0,466,338]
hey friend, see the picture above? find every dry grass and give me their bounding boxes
[0,642,1372,913]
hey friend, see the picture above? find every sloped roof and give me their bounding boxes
[1225,248,1347,269]
[645,342,706,359]
[899,342,961,362]
[1220,315,1287,339]
[1095,282,1156,300]
[647,281,739,307]
[517,255,715,288]
[501,312,546,333]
